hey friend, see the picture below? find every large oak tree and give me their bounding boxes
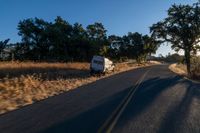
[150,3,200,75]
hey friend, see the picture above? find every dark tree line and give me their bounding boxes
[0,39,10,54]
[107,32,160,63]
[16,16,109,61]
[1,16,160,63]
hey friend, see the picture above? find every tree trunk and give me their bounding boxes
[185,49,191,76]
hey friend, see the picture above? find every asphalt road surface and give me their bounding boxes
[0,64,200,133]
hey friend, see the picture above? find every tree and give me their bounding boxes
[150,3,200,75]
[0,39,10,53]
[119,32,160,63]
[18,16,75,61]
[86,22,108,58]
[108,35,122,43]
[0,39,10,60]
[143,35,160,59]
[86,22,107,41]
[49,16,73,61]
[123,32,146,63]
[69,23,89,61]
[131,32,147,63]
[18,18,50,60]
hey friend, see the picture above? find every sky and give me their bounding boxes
[0,0,197,56]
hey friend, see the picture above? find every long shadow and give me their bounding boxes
[113,75,200,133]
[40,87,132,133]
[113,76,183,130]
[41,75,182,133]
[192,82,200,99]
[158,80,200,133]
[122,76,182,118]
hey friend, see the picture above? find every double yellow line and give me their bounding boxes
[97,69,150,133]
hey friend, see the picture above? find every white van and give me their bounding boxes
[90,56,115,74]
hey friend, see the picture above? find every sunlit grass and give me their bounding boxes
[169,58,200,80]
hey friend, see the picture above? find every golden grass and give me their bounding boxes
[0,61,155,114]
[0,61,89,69]
[169,63,200,82]
[169,63,187,76]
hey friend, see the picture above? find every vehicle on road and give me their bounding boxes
[90,55,115,74]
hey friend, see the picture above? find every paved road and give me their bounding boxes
[0,64,200,133]
[113,65,200,133]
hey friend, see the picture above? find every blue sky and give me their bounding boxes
[0,0,197,56]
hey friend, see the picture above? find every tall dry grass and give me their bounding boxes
[191,57,200,80]
[169,56,200,80]
[169,64,187,76]
[0,62,89,79]
[0,62,92,114]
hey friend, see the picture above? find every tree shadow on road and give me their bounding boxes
[40,87,132,133]
[41,75,185,133]
[157,80,200,133]
[114,76,200,133]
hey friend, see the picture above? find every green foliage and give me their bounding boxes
[86,22,107,41]
[108,35,122,43]
[18,18,51,60]
[0,39,10,53]
[17,17,109,61]
[7,16,160,62]
[117,32,160,63]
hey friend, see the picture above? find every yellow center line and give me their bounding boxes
[97,69,150,133]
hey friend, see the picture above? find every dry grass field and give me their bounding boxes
[169,57,200,80]
[0,61,155,114]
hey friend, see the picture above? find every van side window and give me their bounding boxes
[93,60,103,65]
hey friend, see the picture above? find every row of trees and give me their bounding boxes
[108,32,160,63]
[1,16,159,63]
[0,39,10,54]
[16,16,108,61]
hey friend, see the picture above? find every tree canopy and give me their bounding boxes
[0,39,10,54]
[150,3,200,74]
